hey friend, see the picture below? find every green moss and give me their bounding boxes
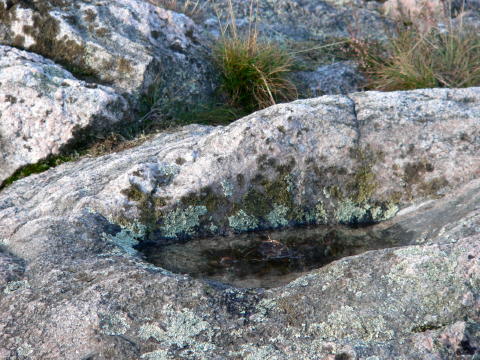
[328,185,344,200]
[175,157,186,165]
[121,184,167,231]
[117,57,133,74]
[403,161,434,184]
[95,27,109,37]
[403,161,448,199]
[241,188,272,218]
[236,174,245,188]
[175,104,248,126]
[118,145,402,239]
[5,95,17,104]
[352,164,377,203]
[411,323,444,333]
[347,146,379,204]
[181,186,228,213]
[121,183,144,202]
[83,9,96,23]
[0,154,75,190]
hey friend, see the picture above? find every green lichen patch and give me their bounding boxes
[140,350,170,360]
[160,205,208,238]
[102,221,146,256]
[99,313,130,336]
[228,210,259,232]
[138,323,165,342]
[266,204,290,228]
[335,199,371,224]
[315,202,328,224]
[3,280,30,295]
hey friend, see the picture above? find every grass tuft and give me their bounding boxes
[349,2,480,91]
[356,25,480,91]
[212,0,297,112]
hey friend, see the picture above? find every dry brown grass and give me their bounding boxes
[349,1,480,91]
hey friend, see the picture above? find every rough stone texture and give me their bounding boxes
[0,87,479,358]
[294,61,365,97]
[200,0,393,42]
[351,88,480,202]
[0,0,216,106]
[1,88,479,241]
[0,45,129,184]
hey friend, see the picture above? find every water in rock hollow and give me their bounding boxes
[139,224,410,289]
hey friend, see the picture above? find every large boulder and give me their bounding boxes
[0,45,129,184]
[1,87,479,239]
[0,0,216,107]
[0,88,479,358]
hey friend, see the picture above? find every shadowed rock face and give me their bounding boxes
[0,45,129,184]
[0,88,479,359]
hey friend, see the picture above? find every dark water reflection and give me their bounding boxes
[140,225,410,288]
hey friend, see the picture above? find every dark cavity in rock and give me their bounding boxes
[138,225,411,288]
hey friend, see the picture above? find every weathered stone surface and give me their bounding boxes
[294,61,365,97]
[201,0,393,42]
[0,88,479,358]
[1,88,479,241]
[351,88,480,201]
[0,45,129,184]
[0,0,216,106]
